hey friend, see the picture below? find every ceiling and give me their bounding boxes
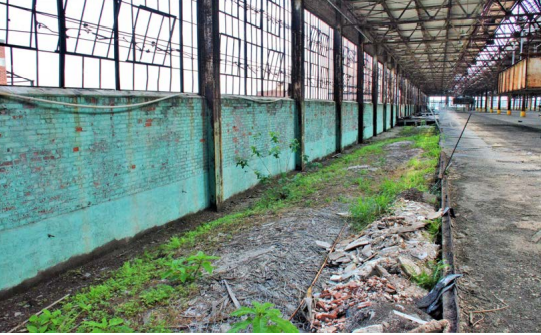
[342,0,541,95]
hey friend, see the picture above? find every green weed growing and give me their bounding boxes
[162,251,219,283]
[410,260,449,290]
[228,301,299,333]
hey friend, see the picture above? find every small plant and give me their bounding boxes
[410,260,448,290]
[81,317,134,333]
[26,309,65,333]
[228,301,299,333]
[426,218,442,241]
[116,301,144,317]
[163,236,182,251]
[235,132,304,183]
[162,251,219,283]
[140,284,175,306]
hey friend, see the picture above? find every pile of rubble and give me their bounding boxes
[311,199,445,333]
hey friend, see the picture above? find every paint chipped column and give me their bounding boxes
[197,0,224,210]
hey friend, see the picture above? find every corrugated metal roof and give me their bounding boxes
[343,0,540,94]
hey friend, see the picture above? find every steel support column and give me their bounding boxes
[371,49,379,137]
[113,0,121,90]
[357,33,364,143]
[382,60,387,132]
[197,0,224,210]
[291,0,306,170]
[56,0,67,88]
[521,94,527,117]
[333,0,344,152]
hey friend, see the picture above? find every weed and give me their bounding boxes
[81,317,134,333]
[140,285,175,306]
[228,301,299,333]
[162,236,182,251]
[162,251,219,283]
[116,301,144,317]
[235,132,299,183]
[350,128,440,230]
[26,310,66,333]
[410,260,448,290]
[426,218,442,241]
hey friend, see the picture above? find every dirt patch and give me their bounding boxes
[398,188,425,202]
[163,205,349,332]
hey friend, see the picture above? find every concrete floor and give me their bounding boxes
[439,110,541,332]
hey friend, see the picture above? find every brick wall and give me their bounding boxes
[0,88,392,291]
[376,104,384,135]
[341,101,358,148]
[363,103,374,140]
[386,104,392,130]
[221,97,296,199]
[0,89,210,291]
[304,100,337,160]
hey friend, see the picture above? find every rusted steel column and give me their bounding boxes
[391,63,398,128]
[371,48,379,137]
[197,0,224,210]
[489,91,494,113]
[507,94,512,115]
[113,0,121,90]
[382,59,387,132]
[521,94,527,117]
[357,33,364,143]
[291,0,306,170]
[333,0,344,152]
[497,93,502,114]
[484,91,488,112]
[56,0,67,88]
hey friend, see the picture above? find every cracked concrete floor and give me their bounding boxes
[439,109,541,332]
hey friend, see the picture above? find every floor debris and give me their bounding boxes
[310,199,449,333]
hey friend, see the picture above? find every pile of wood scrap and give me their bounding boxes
[311,199,448,333]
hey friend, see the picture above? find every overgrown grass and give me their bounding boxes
[350,127,440,229]
[29,126,440,332]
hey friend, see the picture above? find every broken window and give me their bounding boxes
[304,10,333,100]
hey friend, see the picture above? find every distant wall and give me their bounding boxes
[0,88,395,292]
[304,100,337,160]
[342,101,359,148]
[363,103,374,140]
[376,104,384,135]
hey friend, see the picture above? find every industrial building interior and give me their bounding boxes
[0,0,540,333]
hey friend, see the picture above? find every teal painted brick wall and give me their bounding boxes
[221,97,296,199]
[376,104,384,134]
[341,101,358,147]
[304,100,336,160]
[385,104,391,129]
[363,103,374,140]
[0,91,210,291]
[0,88,400,291]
